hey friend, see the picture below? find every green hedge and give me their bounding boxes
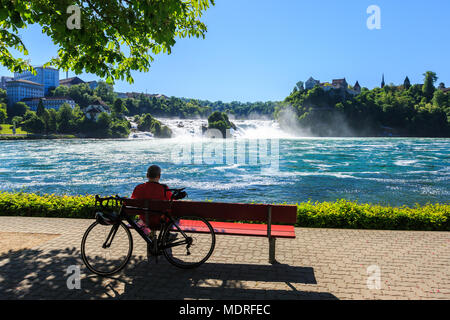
[296,200,449,231]
[0,192,448,231]
[0,192,97,219]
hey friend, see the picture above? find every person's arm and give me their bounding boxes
[161,184,172,200]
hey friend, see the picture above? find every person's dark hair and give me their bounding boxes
[147,165,161,179]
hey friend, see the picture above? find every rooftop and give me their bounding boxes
[59,77,85,85]
[88,98,109,107]
[6,79,43,86]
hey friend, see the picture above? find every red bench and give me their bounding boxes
[122,199,297,264]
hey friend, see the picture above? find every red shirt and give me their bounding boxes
[131,181,172,201]
[131,182,172,226]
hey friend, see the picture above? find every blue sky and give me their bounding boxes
[1,0,449,102]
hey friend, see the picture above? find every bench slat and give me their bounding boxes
[172,219,296,239]
[123,199,297,224]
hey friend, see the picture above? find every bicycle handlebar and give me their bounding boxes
[166,188,185,192]
[167,188,188,200]
[95,187,188,206]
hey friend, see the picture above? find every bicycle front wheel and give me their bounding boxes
[162,216,215,269]
[81,221,133,276]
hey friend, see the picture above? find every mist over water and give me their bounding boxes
[0,126,448,206]
[276,106,312,137]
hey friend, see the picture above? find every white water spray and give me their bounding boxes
[150,118,296,139]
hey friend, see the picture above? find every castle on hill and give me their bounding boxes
[304,77,361,96]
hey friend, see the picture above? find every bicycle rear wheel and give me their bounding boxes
[162,216,215,269]
[81,221,133,276]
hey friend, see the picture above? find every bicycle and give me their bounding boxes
[81,188,216,276]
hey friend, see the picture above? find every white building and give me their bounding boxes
[305,77,320,90]
[21,97,76,111]
[83,100,111,121]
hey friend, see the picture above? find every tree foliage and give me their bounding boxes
[36,98,45,118]
[281,72,450,137]
[0,103,7,124]
[7,101,29,118]
[207,111,236,137]
[0,0,214,83]
[403,76,411,90]
[422,71,438,101]
[136,113,171,138]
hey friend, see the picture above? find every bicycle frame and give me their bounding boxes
[99,197,193,256]
[83,193,215,275]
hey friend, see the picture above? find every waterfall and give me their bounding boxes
[149,118,295,139]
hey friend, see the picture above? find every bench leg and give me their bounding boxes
[147,231,158,264]
[269,237,276,264]
[147,242,151,263]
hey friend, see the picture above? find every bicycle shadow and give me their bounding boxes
[0,247,337,300]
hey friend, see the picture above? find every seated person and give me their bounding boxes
[131,165,172,232]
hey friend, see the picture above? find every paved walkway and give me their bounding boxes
[0,216,449,300]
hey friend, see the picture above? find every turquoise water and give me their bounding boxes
[0,137,448,206]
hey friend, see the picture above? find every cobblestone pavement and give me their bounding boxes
[0,216,449,300]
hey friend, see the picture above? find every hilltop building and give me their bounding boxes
[83,99,111,121]
[304,77,361,96]
[4,67,98,112]
[125,92,168,100]
[305,77,320,90]
[59,77,98,90]
[59,76,85,87]
[21,97,76,111]
[14,66,59,96]
[87,81,98,90]
[5,66,63,109]
[332,78,348,89]
[0,76,13,90]
[6,80,44,107]
[115,92,128,99]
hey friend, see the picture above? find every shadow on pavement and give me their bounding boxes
[0,247,337,300]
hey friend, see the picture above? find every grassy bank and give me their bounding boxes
[0,124,28,135]
[0,124,79,139]
[0,192,448,231]
[0,134,77,140]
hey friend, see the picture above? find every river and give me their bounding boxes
[0,119,448,206]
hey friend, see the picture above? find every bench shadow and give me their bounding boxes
[0,248,337,300]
